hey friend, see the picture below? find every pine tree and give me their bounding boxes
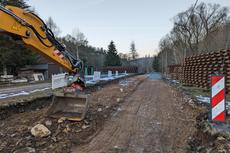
[0,0,37,75]
[130,41,138,60]
[152,56,160,72]
[0,0,29,8]
[104,41,121,66]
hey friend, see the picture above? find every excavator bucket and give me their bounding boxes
[47,94,89,121]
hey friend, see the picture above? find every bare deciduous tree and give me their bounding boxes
[157,2,229,73]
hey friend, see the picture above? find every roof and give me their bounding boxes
[20,64,48,71]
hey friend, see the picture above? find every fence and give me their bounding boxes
[168,49,230,92]
[52,73,68,89]
[100,66,138,73]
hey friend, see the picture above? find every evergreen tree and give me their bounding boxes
[152,56,160,72]
[104,41,121,66]
[130,41,138,60]
[0,0,38,75]
[0,0,29,8]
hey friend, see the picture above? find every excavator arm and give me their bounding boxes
[0,5,81,73]
[0,5,88,121]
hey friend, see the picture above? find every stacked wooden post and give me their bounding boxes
[167,65,182,80]
[167,49,230,92]
[182,49,227,90]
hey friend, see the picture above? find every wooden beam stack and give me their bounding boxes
[167,49,230,92]
[182,49,227,90]
[167,64,182,80]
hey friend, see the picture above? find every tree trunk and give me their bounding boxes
[3,65,7,76]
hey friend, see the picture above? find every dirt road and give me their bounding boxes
[73,73,200,153]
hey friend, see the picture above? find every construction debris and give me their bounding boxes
[0,75,145,152]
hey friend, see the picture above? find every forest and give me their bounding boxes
[0,0,139,75]
[155,2,230,72]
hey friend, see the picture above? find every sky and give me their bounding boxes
[27,0,230,57]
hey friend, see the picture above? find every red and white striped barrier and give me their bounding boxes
[211,75,226,122]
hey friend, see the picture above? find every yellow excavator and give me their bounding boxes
[0,5,89,121]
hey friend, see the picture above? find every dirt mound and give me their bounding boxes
[188,112,230,153]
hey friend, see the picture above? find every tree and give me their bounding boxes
[173,2,229,54]
[0,0,38,75]
[104,41,121,66]
[130,41,138,60]
[152,56,160,72]
[157,2,230,74]
[72,28,88,46]
[71,28,88,59]
[46,17,61,36]
[61,35,106,69]
[0,0,29,8]
[0,34,37,75]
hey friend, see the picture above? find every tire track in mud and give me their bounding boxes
[73,77,199,153]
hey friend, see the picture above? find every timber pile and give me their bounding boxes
[167,65,182,80]
[182,49,227,90]
[167,49,230,91]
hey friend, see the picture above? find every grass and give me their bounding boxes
[182,85,230,101]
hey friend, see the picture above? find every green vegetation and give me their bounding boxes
[0,0,107,75]
[104,41,122,66]
[0,0,29,8]
[152,56,160,72]
[0,0,37,75]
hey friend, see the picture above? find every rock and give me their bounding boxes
[13,147,35,153]
[51,137,57,142]
[84,120,89,125]
[58,117,66,123]
[205,148,212,153]
[218,148,227,153]
[75,129,82,133]
[63,125,71,133]
[114,145,119,149]
[31,124,51,138]
[45,120,52,126]
[97,108,103,112]
[217,136,225,141]
[156,122,161,125]
[120,88,123,92]
[116,98,120,102]
[197,145,204,151]
[82,124,90,129]
[25,141,32,146]
[105,106,109,109]
[0,142,7,151]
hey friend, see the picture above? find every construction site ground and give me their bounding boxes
[0,73,230,153]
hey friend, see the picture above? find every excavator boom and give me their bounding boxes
[0,5,88,121]
[0,5,79,73]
